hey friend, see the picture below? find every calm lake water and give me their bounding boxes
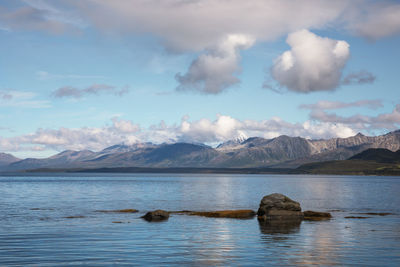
[0,173,399,266]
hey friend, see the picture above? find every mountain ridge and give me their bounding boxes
[2,130,400,171]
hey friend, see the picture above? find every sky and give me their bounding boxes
[0,0,400,158]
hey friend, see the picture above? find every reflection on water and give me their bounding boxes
[0,174,399,265]
[258,219,301,235]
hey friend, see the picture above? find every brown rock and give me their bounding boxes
[258,209,304,221]
[188,210,256,219]
[257,193,303,222]
[142,210,170,222]
[303,210,332,221]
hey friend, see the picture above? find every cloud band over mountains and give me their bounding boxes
[1,101,399,153]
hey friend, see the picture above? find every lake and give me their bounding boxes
[0,173,399,266]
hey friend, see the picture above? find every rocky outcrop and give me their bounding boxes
[188,210,256,219]
[303,210,331,221]
[142,210,170,222]
[257,193,303,221]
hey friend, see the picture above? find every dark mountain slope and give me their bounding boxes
[349,148,400,163]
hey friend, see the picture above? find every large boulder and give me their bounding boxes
[142,210,170,222]
[257,193,303,221]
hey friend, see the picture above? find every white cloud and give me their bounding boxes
[0,114,360,153]
[3,1,400,94]
[111,117,140,134]
[2,101,400,154]
[6,1,400,47]
[271,29,350,93]
[74,0,349,52]
[176,34,255,94]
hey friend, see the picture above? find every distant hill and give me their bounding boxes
[2,130,400,172]
[297,148,400,175]
[349,148,400,163]
[0,153,20,166]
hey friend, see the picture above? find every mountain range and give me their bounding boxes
[1,130,400,172]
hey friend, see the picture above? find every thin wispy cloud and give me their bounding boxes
[342,70,376,85]
[0,90,51,109]
[300,100,383,110]
[51,84,129,99]
[36,71,106,81]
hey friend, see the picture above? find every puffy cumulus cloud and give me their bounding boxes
[176,34,255,94]
[300,99,383,110]
[111,117,140,133]
[271,29,350,93]
[51,84,129,98]
[4,1,400,94]
[179,115,243,142]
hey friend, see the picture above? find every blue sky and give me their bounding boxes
[1,0,400,158]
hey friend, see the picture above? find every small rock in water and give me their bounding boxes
[142,210,170,222]
[345,216,371,219]
[95,209,138,213]
[257,193,303,221]
[64,215,86,219]
[352,212,393,216]
[188,210,256,219]
[303,210,332,221]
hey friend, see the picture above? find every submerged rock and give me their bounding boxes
[352,212,394,216]
[64,215,86,219]
[257,193,303,221]
[142,210,170,222]
[303,210,332,221]
[95,209,139,213]
[345,216,371,219]
[188,210,256,219]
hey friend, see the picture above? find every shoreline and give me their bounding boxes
[1,166,400,176]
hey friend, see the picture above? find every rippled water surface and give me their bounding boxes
[1,173,399,266]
